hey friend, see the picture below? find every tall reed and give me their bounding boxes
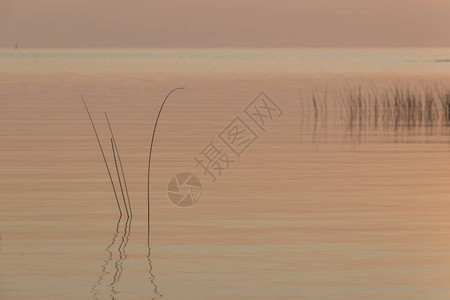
[147,87,183,238]
[82,97,123,218]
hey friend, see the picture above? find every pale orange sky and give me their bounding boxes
[1,0,450,48]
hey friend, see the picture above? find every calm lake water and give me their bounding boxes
[1,48,450,299]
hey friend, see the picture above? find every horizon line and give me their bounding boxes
[2,46,450,50]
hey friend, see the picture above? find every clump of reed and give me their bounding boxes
[437,88,450,125]
[299,88,329,143]
[340,85,450,130]
[84,88,183,300]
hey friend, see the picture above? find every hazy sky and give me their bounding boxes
[1,0,450,48]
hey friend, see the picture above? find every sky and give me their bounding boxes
[1,0,450,48]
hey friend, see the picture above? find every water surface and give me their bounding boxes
[1,48,450,300]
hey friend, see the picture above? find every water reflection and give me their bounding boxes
[90,218,121,299]
[148,245,163,299]
[110,218,131,298]
[90,216,162,299]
